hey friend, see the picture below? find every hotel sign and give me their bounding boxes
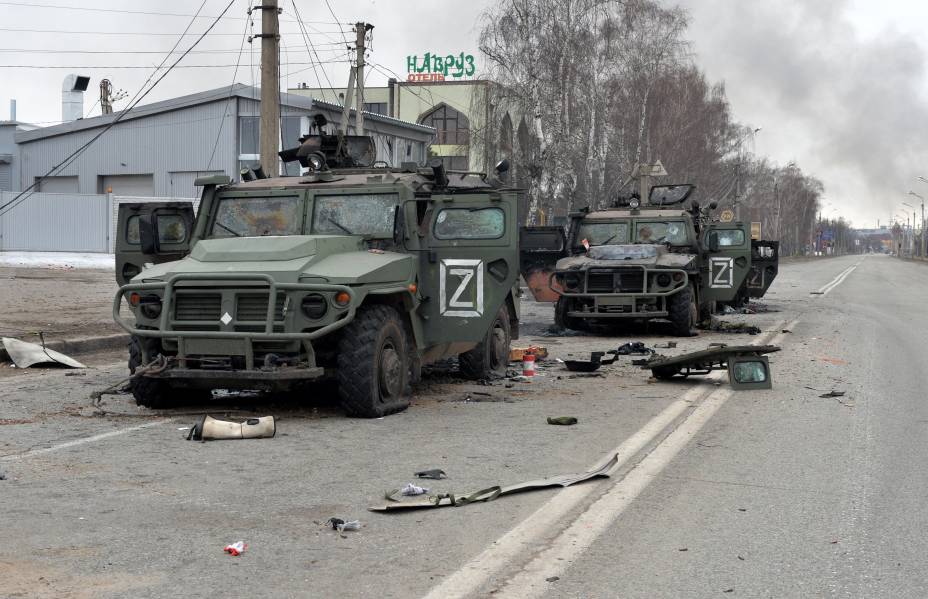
[406,52,476,82]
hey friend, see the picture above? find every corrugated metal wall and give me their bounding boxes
[0,191,109,252]
[15,99,238,196]
[0,163,10,191]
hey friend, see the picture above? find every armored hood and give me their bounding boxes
[556,244,695,270]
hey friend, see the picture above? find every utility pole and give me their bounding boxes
[258,0,280,177]
[340,22,374,135]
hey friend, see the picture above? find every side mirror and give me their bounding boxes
[139,215,160,254]
[393,204,406,244]
[494,158,510,175]
[728,356,772,390]
[707,231,720,252]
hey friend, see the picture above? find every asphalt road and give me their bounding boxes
[2,254,924,598]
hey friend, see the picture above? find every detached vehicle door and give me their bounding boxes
[420,193,519,347]
[519,225,567,302]
[747,240,779,298]
[115,202,195,286]
[701,223,751,304]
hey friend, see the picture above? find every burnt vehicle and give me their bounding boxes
[113,121,522,417]
[520,184,779,335]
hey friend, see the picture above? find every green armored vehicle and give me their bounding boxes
[520,184,778,335]
[113,128,521,417]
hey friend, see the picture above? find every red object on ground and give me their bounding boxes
[522,353,536,376]
[224,541,247,556]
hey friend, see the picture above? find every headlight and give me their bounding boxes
[563,274,581,290]
[301,294,328,319]
[139,295,162,319]
[655,273,671,287]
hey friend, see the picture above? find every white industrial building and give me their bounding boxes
[12,83,435,197]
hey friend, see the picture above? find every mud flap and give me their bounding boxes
[519,226,567,302]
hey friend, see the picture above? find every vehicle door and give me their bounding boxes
[116,202,195,286]
[701,223,751,303]
[519,225,567,302]
[419,193,519,347]
[746,240,779,298]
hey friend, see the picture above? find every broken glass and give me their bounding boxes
[311,193,399,238]
[211,196,304,238]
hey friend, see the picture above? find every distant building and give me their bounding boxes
[0,120,35,192]
[12,84,434,197]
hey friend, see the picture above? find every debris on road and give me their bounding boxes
[509,346,548,361]
[563,352,605,372]
[223,541,247,556]
[701,319,761,335]
[415,469,447,480]
[186,415,276,441]
[547,416,578,426]
[819,390,846,398]
[369,453,619,512]
[1,336,86,369]
[654,342,677,349]
[328,518,361,532]
[643,345,780,389]
[545,576,560,582]
[614,341,654,355]
[400,482,430,496]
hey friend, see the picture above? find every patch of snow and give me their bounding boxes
[0,251,114,270]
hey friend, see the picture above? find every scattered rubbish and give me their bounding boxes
[678,548,688,552]
[509,346,548,361]
[818,356,848,366]
[522,352,536,377]
[186,415,276,441]
[1,336,86,369]
[654,342,677,349]
[400,482,429,496]
[563,352,604,372]
[781,329,792,334]
[738,555,745,561]
[415,469,447,480]
[545,576,560,582]
[643,345,780,390]
[177,427,190,431]
[369,453,619,512]
[702,319,761,335]
[737,508,747,512]
[721,304,737,314]
[547,416,578,426]
[723,589,734,593]
[223,541,247,556]
[65,371,87,377]
[819,390,846,398]
[328,518,361,532]
[631,358,651,367]
[0,471,6,481]
[614,342,653,355]
[567,372,604,379]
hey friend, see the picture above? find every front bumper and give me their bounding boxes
[551,266,688,319]
[114,272,356,370]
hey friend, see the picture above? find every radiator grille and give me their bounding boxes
[586,271,614,293]
[236,293,285,321]
[173,293,221,321]
[615,270,645,293]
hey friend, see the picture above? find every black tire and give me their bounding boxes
[336,305,411,418]
[554,296,585,331]
[668,285,698,336]
[698,299,716,324]
[128,336,176,409]
[459,305,511,380]
[652,366,681,380]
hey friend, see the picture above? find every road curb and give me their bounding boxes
[0,333,129,362]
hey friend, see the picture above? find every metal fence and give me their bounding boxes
[0,191,194,253]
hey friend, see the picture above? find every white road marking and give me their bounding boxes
[813,259,864,296]
[0,419,174,461]
[423,321,797,599]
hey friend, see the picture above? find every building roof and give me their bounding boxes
[16,84,434,144]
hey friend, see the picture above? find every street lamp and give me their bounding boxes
[909,189,926,257]
[903,201,916,254]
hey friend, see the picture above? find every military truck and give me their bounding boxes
[520,184,778,335]
[113,126,521,417]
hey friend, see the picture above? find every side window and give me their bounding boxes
[157,214,188,243]
[716,229,746,247]
[434,207,504,239]
[126,215,140,244]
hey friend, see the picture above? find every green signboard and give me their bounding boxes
[406,52,476,82]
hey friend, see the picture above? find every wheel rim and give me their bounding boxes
[378,341,402,400]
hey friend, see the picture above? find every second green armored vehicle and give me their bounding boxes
[520,184,778,335]
[113,124,521,417]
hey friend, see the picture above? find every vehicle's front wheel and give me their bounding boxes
[554,296,585,331]
[459,305,511,380]
[336,305,411,418]
[128,336,176,409]
[668,286,698,336]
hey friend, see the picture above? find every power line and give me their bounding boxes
[0,26,353,36]
[207,1,250,172]
[0,61,350,69]
[290,0,341,104]
[0,0,345,23]
[0,0,237,218]
[0,44,348,54]
[322,0,350,47]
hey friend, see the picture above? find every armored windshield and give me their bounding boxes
[576,221,630,247]
[311,193,399,237]
[210,195,304,238]
[635,220,688,244]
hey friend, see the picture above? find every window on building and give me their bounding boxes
[239,116,260,155]
[364,102,388,115]
[281,115,303,176]
[419,104,470,146]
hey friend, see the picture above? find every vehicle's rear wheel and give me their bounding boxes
[459,305,511,380]
[336,305,411,418]
[668,286,698,336]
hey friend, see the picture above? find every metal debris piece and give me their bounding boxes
[819,390,846,398]
[643,344,780,390]
[1,337,86,369]
[547,416,578,426]
[613,342,654,355]
[701,319,761,335]
[415,469,447,480]
[369,453,619,512]
[327,518,362,532]
[563,352,604,372]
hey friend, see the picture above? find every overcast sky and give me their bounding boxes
[1,0,925,227]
